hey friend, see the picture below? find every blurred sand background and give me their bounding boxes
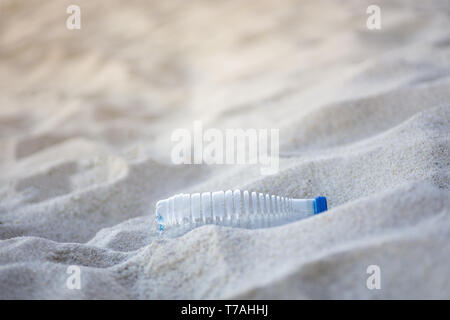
[0,0,449,298]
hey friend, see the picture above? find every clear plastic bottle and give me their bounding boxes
[155,189,327,233]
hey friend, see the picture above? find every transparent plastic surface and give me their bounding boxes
[155,189,321,234]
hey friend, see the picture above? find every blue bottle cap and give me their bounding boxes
[313,196,328,214]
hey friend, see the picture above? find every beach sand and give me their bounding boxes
[0,0,449,299]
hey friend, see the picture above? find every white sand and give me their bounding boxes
[0,0,449,299]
